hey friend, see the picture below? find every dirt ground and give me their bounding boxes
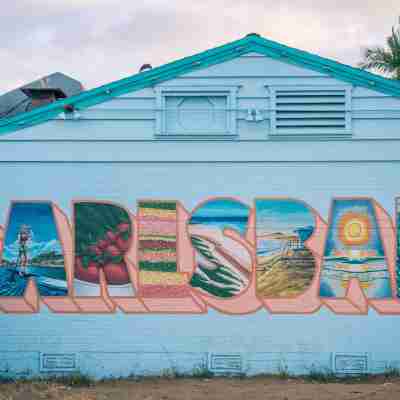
[1,376,400,400]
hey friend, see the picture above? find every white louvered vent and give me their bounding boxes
[270,87,351,137]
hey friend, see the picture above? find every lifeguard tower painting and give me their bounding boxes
[255,199,316,297]
[0,202,67,297]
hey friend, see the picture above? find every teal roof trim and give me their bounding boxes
[1,33,400,135]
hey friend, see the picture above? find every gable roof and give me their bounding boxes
[1,33,400,135]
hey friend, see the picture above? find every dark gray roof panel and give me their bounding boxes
[0,72,83,119]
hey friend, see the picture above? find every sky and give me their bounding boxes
[1,1,399,94]
[5,202,59,244]
[324,200,384,256]
[190,198,250,234]
[255,200,315,235]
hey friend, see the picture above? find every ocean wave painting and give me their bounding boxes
[0,267,67,296]
[188,199,252,298]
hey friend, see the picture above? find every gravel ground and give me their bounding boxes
[1,376,400,400]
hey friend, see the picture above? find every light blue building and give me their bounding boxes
[0,33,400,379]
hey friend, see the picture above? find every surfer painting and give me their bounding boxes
[16,225,32,271]
[0,202,67,297]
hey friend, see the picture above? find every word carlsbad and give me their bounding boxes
[0,197,399,315]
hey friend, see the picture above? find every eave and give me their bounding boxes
[1,33,400,135]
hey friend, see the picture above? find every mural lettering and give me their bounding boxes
[0,197,399,315]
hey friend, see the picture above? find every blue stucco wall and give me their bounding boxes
[0,52,400,379]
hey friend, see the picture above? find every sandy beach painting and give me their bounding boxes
[188,198,252,298]
[255,199,316,298]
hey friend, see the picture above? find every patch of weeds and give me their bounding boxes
[0,371,93,387]
[42,372,93,387]
[0,375,15,384]
[160,367,186,379]
[277,364,290,380]
[125,372,141,381]
[159,364,216,380]
[300,367,380,384]
[191,365,215,379]
[235,372,248,380]
[97,374,142,386]
[302,366,338,383]
[383,366,400,379]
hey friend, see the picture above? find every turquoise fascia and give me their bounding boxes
[1,33,400,135]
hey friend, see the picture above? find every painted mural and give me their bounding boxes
[74,202,133,296]
[138,200,190,298]
[398,198,400,298]
[255,199,316,297]
[0,202,67,297]
[0,197,399,314]
[319,199,391,299]
[188,199,252,298]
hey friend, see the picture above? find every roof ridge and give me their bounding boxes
[252,34,400,87]
[1,33,399,134]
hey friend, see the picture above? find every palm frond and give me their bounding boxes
[358,47,395,73]
[387,28,400,56]
[359,26,400,80]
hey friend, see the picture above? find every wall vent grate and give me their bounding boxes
[270,87,351,137]
[40,353,78,372]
